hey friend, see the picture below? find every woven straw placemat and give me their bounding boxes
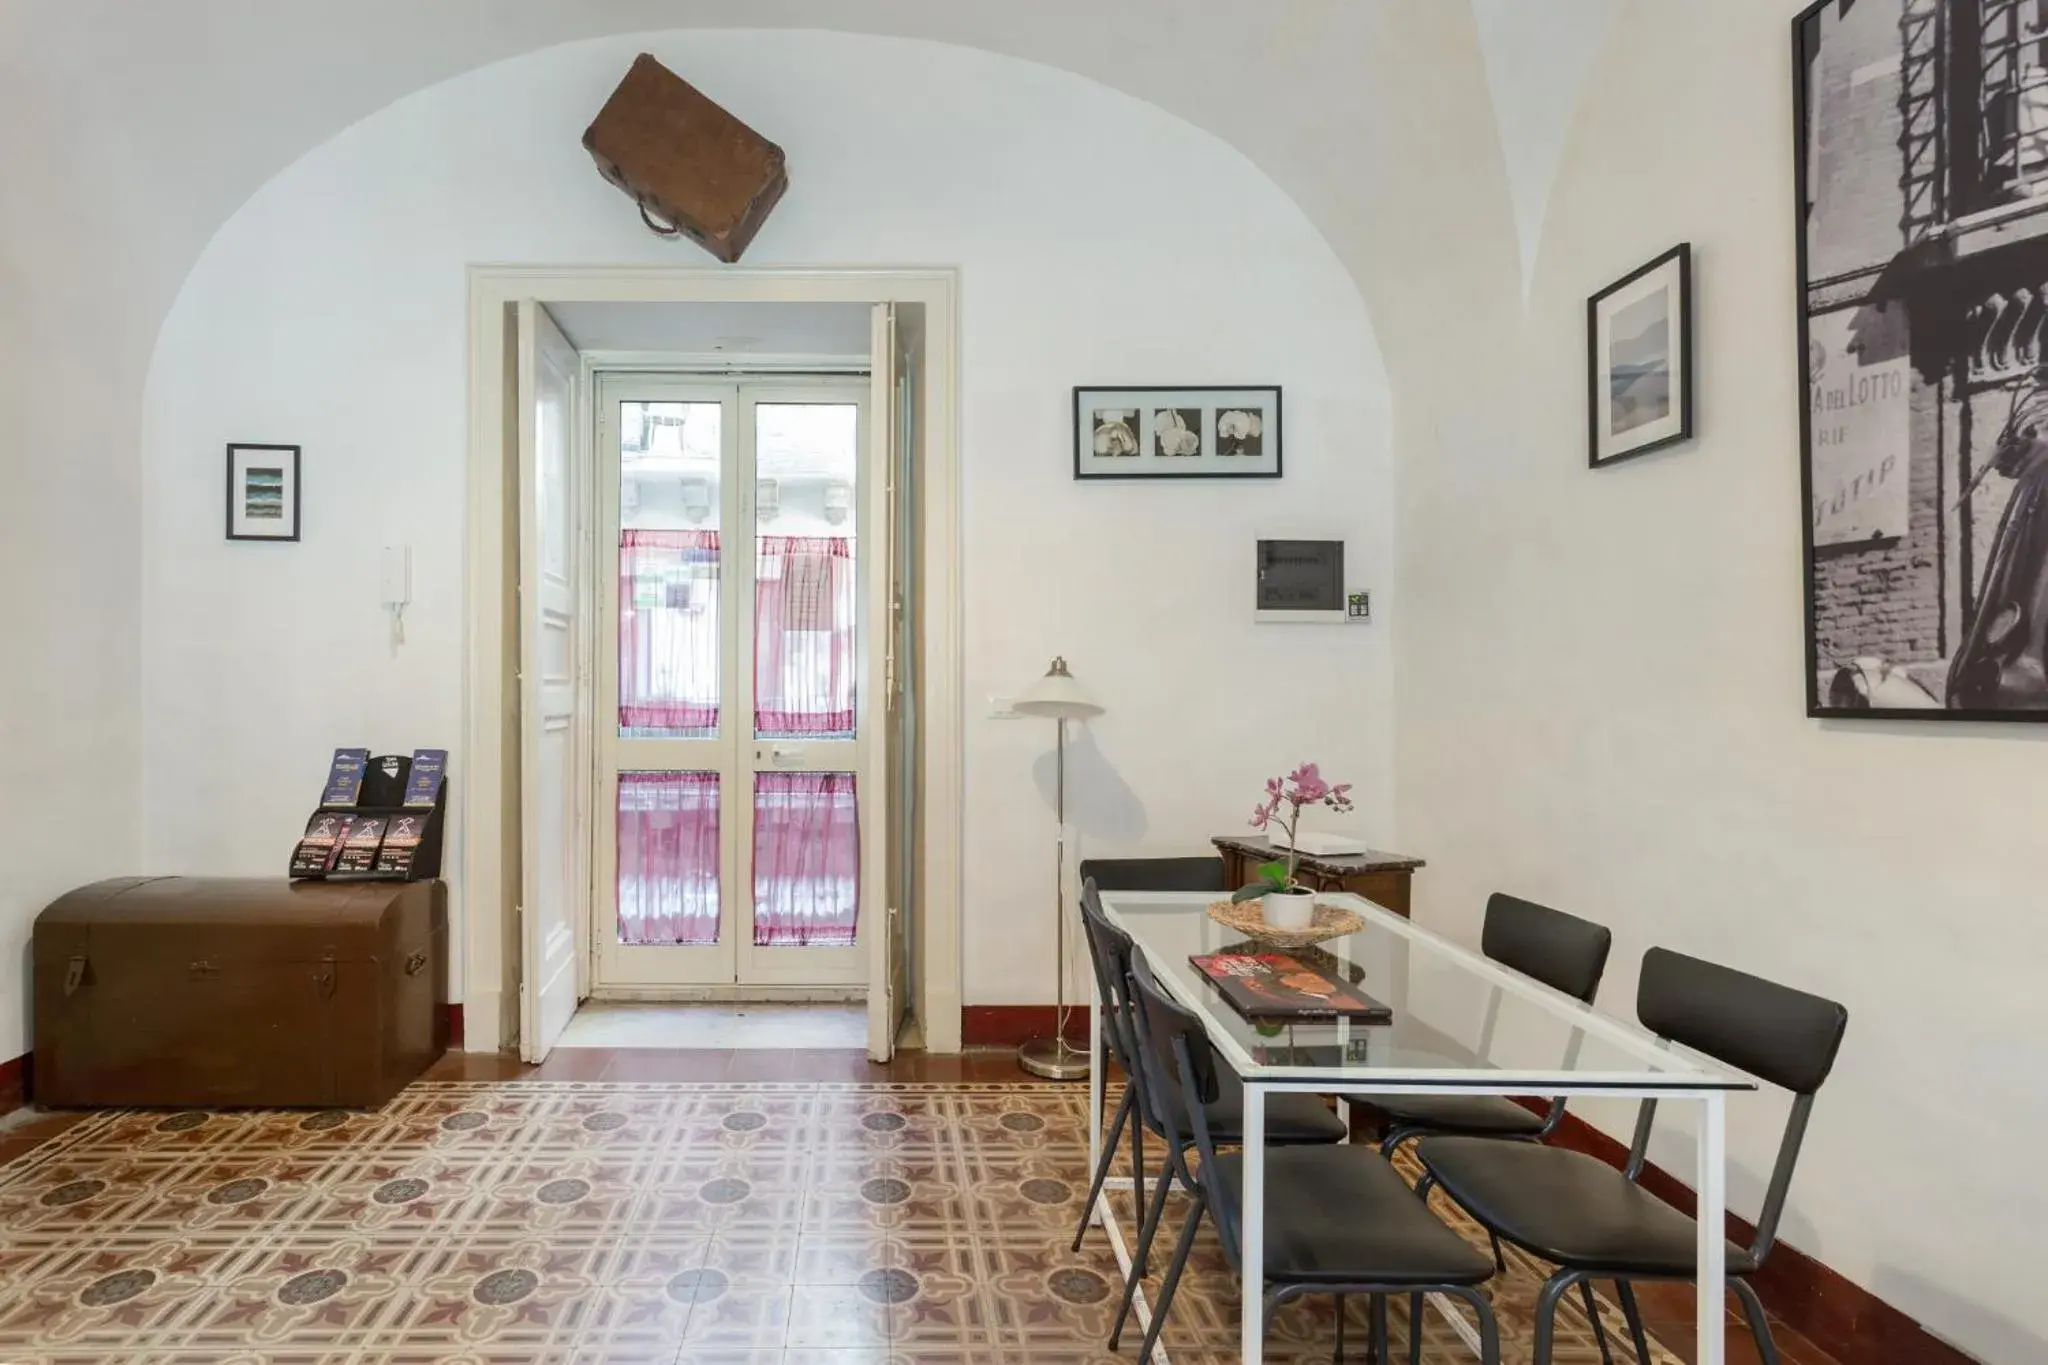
[1205,898,1365,948]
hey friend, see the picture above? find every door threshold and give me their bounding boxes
[589,985,866,1004]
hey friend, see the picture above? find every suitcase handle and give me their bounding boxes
[638,201,682,238]
[64,955,88,996]
[405,950,428,977]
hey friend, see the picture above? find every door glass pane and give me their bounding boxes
[753,772,858,947]
[620,401,721,738]
[754,403,858,739]
[617,771,720,946]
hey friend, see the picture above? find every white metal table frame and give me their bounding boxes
[1084,890,1753,1365]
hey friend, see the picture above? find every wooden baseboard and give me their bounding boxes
[0,1052,27,1119]
[1522,1103,1979,1365]
[960,1006,1089,1048]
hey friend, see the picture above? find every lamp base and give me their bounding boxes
[1017,1036,1091,1081]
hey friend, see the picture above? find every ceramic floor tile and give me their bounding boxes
[0,1078,1837,1365]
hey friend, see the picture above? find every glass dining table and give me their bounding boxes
[1087,890,1754,1365]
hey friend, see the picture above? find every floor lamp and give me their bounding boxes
[1014,657,1103,1081]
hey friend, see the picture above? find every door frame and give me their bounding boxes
[465,265,963,1053]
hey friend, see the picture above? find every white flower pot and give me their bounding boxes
[1263,889,1317,931]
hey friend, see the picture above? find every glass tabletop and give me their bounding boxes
[1097,891,1751,1092]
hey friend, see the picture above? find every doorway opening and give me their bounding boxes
[465,269,961,1066]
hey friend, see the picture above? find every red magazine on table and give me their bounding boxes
[1189,953,1393,1023]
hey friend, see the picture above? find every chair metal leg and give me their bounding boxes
[1730,1277,1784,1365]
[1530,1270,1581,1365]
[1378,1124,1420,1157]
[1333,1292,1345,1364]
[1615,1279,1652,1365]
[1108,1163,1176,1349]
[1407,1291,1424,1365]
[1072,1086,1133,1252]
[1445,1285,1503,1365]
[1579,1278,1616,1365]
[1412,1169,1439,1205]
[1133,1194,1205,1365]
[1371,1292,1390,1363]
[1488,1230,1507,1275]
[1131,1116,1147,1272]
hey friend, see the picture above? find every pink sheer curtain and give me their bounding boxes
[620,529,721,736]
[753,772,859,946]
[616,772,720,946]
[755,536,856,737]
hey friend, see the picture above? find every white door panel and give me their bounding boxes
[519,300,584,1063]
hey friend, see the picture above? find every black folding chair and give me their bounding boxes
[1353,892,1612,1295]
[1416,947,1848,1365]
[1125,950,1501,1365]
[1364,893,1613,1158]
[1071,883,1346,1266]
[1076,855,1226,894]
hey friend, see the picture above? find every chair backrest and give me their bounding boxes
[1636,948,1847,1096]
[1077,856,1226,893]
[1127,950,1237,1261]
[1633,946,1849,1265]
[1077,880,1139,1071]
[1481,892,1612,1004]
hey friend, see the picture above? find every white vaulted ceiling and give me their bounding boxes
[0,0,1620,396]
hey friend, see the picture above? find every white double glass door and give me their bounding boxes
[594,375,872,989]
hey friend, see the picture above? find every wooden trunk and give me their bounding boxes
[582,53,789,263]
[33,877,448,1109]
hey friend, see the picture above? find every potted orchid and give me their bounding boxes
[1232,763,1354,930]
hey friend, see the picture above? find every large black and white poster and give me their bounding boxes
[1796,0,2048,718]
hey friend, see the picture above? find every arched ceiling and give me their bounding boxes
[0,0,1617,409]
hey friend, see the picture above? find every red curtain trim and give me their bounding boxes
[619,704,721,729]
[757,535,854,557]
[622,528,720,551]
[753,710,857,734]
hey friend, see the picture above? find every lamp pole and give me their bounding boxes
[1016,657,1098,1081]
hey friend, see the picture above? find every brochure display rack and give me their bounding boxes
[289,748,448,881]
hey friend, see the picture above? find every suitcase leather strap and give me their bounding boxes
[64,955,87,996]
[639,202,682,238]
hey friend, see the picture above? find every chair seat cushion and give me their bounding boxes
[1151,1070,1348,1146]
[1212,1147,1494,1287]
[1416,1136,1757,1277]
[1367,1093,1548,1139]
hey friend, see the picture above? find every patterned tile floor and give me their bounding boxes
[0,1058,1845,1365]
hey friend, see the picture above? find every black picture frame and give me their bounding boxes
[225,443,302,543]
[1072,385,1283,480]
[1790,1,2048,722]
[1586,243,1694,469]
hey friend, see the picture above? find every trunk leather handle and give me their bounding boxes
[64,955,87,996]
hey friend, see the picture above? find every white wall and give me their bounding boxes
[1394,4,2047,1360]
[0,304,145,1067]
[138,31,1394,1014]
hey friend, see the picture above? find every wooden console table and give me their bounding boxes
[1211,836,1424,918]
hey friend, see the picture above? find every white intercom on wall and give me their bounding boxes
[381,544,412,646]
[1255,537,1365,624]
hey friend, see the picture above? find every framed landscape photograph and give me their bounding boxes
[1794,0,2048,720]
[226,443,301,542]
[1074,386,1282,480]
[1587,243,1693,468]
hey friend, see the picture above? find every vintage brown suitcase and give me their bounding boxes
[33,877,447,1109]
[582,53,789,262]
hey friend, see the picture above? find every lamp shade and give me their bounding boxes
[1014,656,1103,719]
